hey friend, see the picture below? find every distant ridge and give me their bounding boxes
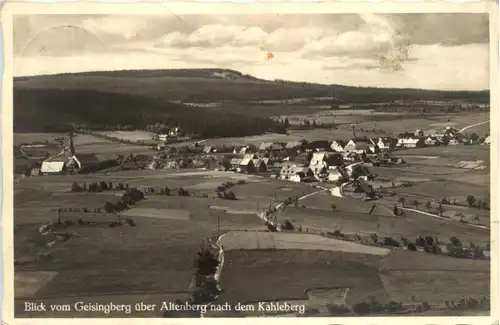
[14,68,489,103]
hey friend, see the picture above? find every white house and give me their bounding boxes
[344,139,373,153]
[424,136,440,146]
[330,140,347,153]
[377,138,397,151]
[484,136,491,145]
[309,152,329,175]
[397,137,424,148]
[328,168,343,183]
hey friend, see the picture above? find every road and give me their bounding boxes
[400,207,489,230]
[459,121,489,133]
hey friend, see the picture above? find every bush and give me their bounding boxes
[100,181,109,191]
[385,301,404,313]
[383,237,400,247]
[178,187,190,196]
[224,191,236,200]
[104,202,115,213]
[450,236,462,246]
[407,242,417,251]
[283,220,294,231]
[332,229,343,237]
[325,303,350,315]
[71,182,82,192]
[353,302,371,315]
[415,236,425,247]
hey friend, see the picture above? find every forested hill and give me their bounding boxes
[13,87,286,136]
[15,68,489,103]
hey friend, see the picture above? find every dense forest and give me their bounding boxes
[13,68,489,137]
[14,68,489,103]
[13,87,286,137]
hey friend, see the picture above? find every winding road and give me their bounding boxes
[458,121,489,133]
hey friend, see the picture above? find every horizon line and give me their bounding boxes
[13,68,491,93]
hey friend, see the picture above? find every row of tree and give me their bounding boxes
[215,180,246,200]
[104,187,145,214]
[71,181,130,193]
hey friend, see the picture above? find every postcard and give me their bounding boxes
[1,1,498,324]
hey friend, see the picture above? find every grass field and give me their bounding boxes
[14,133,114,146]
[218,248,490,311]
[14,169,295,302]
[219,249,387,305]
[219,231,390,256]
[94,131,156,142]
[277,204,489,245]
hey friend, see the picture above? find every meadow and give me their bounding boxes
[218,249,387,306]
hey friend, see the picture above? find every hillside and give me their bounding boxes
[14,69,489,103]
[13,87,286,137]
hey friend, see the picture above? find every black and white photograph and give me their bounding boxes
[2,2,497,320]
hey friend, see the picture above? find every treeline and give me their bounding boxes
[15,69,488,104]
[13,88,286,137]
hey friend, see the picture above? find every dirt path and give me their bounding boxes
[400,207,489,230]
[459,121,489,133]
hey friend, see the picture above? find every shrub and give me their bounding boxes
[99,181,109,191]
[466,195,476,208]
[450,236,462,246]
[385,301,404,313]
[283,220,295,231]
[71,182,82,192]
[353,302,371,315]
[415,236,425,247]
[407,242,417,251]
[194,247,219,276]
[178,187,190,197]
[332,229,343,237]
[104,202,115,213]
[326,303,350,315]
[383,237,400,247]
[224,191,237,200]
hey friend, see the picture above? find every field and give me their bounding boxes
[14,168,320,317]
[219,231,390,256]
[12,104,492,317]
[217,247,489,315]
[219,250,387,306]
[94,131,156,142]
[14,132,154,161]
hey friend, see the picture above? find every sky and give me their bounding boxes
[13,13,490,91]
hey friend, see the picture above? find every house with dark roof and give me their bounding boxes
[285,141,302,151]
[252,158,268,172]
[424,136,440,146]
[303,140,332,152]
[259,142,274,151]
[239,157,256,173]
[376,137,398,151]
[345,139,374,153]
[330,140,347,152]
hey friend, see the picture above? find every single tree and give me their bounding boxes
[413,200,420,210]
[425,200,431,212]
[399,197,406,208]
[466,195,476,208]
[415,236,425,247]
[450,236,462,246]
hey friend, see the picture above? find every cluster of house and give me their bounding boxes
[153,127,185,142]
[16,135,102,176]
[217,126,487,184]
